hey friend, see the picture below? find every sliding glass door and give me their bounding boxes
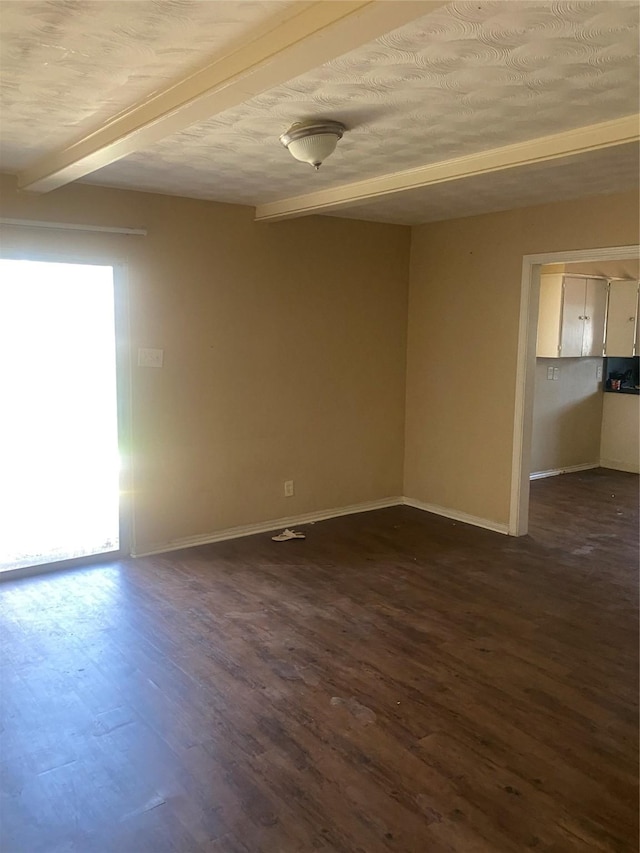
[0,259,124,573]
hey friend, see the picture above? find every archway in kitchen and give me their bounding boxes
[510,243,639,537]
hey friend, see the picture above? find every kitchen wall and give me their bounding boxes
[404,190,639,529]
[0,174,410,554]
[600,394,640,473]
[531,258,638,477]
[531,358,604,475]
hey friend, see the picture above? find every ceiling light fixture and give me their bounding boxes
[279,120,346,170]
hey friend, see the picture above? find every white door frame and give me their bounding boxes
[509,243,640,536]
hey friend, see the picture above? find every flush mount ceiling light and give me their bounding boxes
[279,120,346,170]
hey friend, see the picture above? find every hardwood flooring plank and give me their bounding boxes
[1,468,637,851]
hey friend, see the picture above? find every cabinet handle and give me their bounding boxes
[585,316,590,320]
[630,317,636,321]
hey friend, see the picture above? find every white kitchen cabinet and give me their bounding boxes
[537,274,607,358]
[600,392,640,473]
[605,279,639,357]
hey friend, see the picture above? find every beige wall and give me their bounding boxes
[600,394,640,474]
[531,358,604,474]
[0,174,410,554]
[2,174,637,549]
[404,191,639,526]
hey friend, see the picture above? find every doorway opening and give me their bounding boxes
[510,244,639,537]
[0,258,126,573]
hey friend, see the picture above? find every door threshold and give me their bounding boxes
[0,550,125,582]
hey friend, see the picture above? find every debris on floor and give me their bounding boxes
[271,528,306,541]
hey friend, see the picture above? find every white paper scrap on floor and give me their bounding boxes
[271,528,306,541]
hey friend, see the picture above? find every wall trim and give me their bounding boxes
[0,217,147,236]
[402,497,509,535]
[599,458,640,474]
[529,462,599,480]
[133,492,514,557]
[132,496,403,557]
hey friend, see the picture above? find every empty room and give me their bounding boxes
[0,2,638,851]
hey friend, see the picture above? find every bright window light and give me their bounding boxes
[0,259,120,571]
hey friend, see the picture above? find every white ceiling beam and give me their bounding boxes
[18,1,441,193]
[254,114,640,222]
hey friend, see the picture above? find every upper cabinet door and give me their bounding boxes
[560,276,587,357]
[536,274,564,357]
[606,280,639,357]
[537,274,611,358]
[581,277,607,357]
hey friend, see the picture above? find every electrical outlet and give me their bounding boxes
[553,367,559,381]
[138,347,164,368]
[597,364,603,381]
[547,366,554,380]
[284,480,294,497]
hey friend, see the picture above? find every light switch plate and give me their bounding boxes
[138,347,164,368]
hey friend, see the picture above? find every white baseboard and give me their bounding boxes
[529,462,599,480]
[133,491,519,558]
[402,497,509,535]
[132,496,403,557]
[599,458,640,474]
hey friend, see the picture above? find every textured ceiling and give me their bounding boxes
[324,142,640,225]
[0,0,638,224]
[83,0,640,210]
[0,0,293,170]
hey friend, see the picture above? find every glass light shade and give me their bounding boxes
[286,133,340,168]
[280,121,345,169]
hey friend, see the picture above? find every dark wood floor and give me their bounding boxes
[1,468,638,852]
